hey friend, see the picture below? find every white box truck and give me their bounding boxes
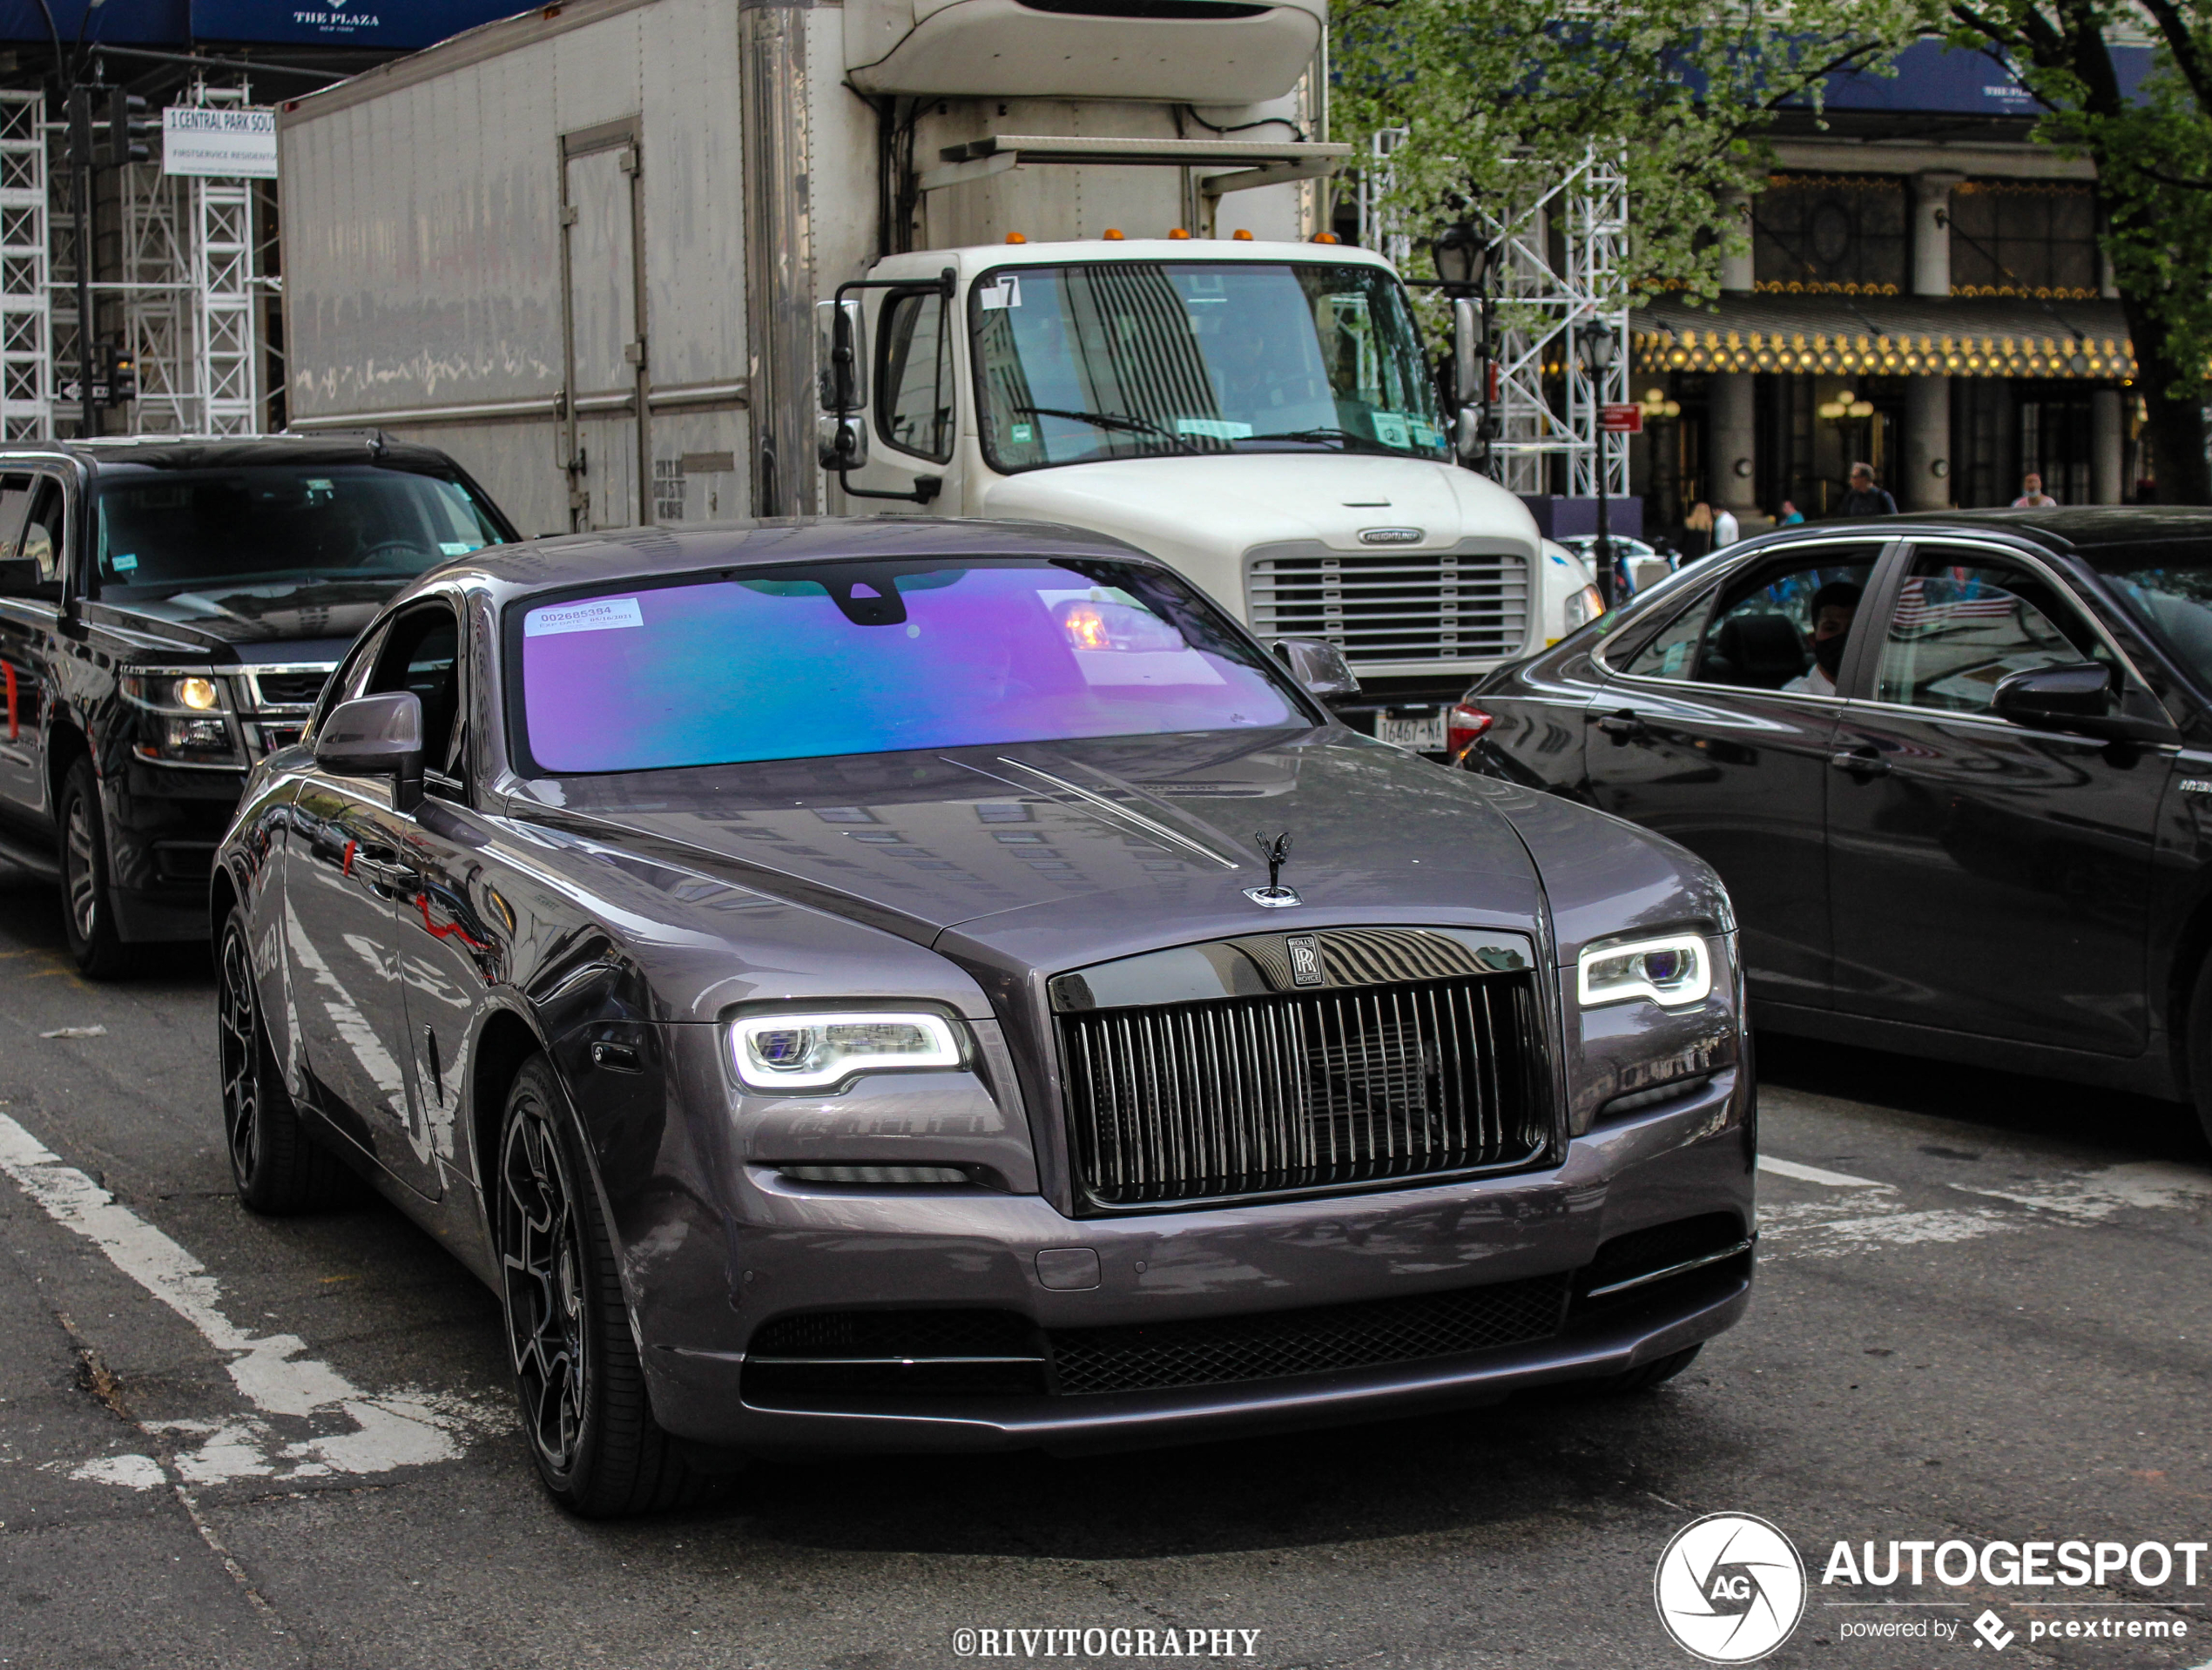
[276,0,1601,743]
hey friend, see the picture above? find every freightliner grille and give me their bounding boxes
[1058,968,1548,1211]
[1244,541,1530,667]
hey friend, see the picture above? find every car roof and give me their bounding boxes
[437,516,1159,596]
[0,432,468,475]
[1772,506,2212,555]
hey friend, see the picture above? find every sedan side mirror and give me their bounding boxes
[1992,662,2175,744]
[315,691,425,811]
[1272,637,1361,700]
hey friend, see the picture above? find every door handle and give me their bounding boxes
[1829,748,1892,777]
[1596,710,1645,742]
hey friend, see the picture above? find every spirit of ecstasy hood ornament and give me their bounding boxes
[1244,832,1301,908]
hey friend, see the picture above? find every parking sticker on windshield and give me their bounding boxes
[110,553,137,572]
[525,596,645,636]
[978,276,1022,310]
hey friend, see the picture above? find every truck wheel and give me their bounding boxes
[57,758,136,979]
[497,1054,718,1518]
[219,909,348,1214]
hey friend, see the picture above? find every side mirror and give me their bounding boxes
[1451,297,1480,414]
[315,691,425,811]
[817,412,869,472]
[1272,637,1361,700]
[1992,661,2175,744]
[815,298,867,414]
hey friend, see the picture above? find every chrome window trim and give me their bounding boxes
[1593,535,1897,698]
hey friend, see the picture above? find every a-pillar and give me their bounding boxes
[1904,171,1966,511]
[2092,387,2124,504]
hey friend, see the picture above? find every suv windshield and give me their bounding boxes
[970,261,1447,472]
[94,465,506,596]
[511,558,1305,775]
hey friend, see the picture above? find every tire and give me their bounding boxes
[218,908,348,1214]
[57,758,136,980]
[1603,1343,1703,1395]
[496,1054,716,1518]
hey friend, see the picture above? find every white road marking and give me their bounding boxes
[1758,1155,1893,1189]
[1951,1162,2212,1221]
[0,1107,498,1489]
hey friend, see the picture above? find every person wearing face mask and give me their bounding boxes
[1781,579,1861,695]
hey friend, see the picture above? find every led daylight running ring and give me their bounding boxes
[729,1012,963,1091]
[1577,933,1713,1008]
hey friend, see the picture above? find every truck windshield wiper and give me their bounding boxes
[1241,427,1406,454]
[1011,406,1207,453]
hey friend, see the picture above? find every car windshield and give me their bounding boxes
[513,557,1306,775]
[2083,542,2212,691]
[94,465,506,596]
[969,261,1447,471]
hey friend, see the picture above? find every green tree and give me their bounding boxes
[1329,0,1925,309]
[1943,1,2212,502]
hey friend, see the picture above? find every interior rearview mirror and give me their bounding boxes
[815,298,867,415]
[315,690,426,811]
[1272,637,1361,701]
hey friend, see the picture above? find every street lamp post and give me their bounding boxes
[1577,317,1619,604]
[1431,219,1499,471]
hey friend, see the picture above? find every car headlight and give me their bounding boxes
[729,1011,964,1092]
[119,670,243,765]
[1577,933,1712,1008]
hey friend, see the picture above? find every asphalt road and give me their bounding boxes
[3,862,2210,1670]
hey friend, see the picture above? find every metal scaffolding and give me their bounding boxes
[1360,139,1631,501]
[0,91,52,441]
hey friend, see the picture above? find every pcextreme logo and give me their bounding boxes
[1656,1513,1809,1663]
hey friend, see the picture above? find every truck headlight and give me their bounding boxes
[1577,933,1712,1008]
[730,1012,963,1091]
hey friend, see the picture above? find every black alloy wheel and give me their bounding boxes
[218,908,347,1214]
[57,758,134,979]
[496,1054,716,1517]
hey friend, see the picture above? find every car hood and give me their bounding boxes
[506,727,1548,976]
[90,576,405,652]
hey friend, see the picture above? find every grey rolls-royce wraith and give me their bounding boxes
[212,518,1754,1516]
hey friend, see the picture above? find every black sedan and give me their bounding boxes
[213,518,1752,1515]
[1456,507,2212,1136]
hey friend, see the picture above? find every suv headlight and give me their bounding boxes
[1577,933,1712,1008]
[120,670,243,765]
[730,1011,964,1092]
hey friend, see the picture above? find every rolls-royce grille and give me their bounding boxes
[1058,971,1548,1211]
[1245,543,1529,666]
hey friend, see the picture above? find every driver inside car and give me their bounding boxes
[1782,579,1862,696]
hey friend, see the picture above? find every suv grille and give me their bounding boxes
[252,670,330,707]
[1058,970,1548,1211]
[1245,542,1530,667]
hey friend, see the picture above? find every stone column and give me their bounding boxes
[1719,188,1755,294]
[1905,172,1966,512]
[1710,372,1759,521]
[2092,387,2125,504]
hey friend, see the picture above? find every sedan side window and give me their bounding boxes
[366,603,467,795]
[1694,545,1882,695]
[1618,595,1710,682]
[1873,548,2115,716]
[877,289,954,462]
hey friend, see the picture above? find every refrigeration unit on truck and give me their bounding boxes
[276,0,1601,745]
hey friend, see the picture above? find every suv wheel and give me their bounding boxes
[57,758,135,979]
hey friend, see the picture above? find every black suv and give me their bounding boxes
[0,434,516,974]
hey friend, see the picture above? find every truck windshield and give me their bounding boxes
[511,558,1304,775]
[969,261,1447,472]
[93,466,507,596]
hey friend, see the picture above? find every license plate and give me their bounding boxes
[1376,714,1446,751]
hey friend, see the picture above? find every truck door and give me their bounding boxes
[559,121,650,531]
[840,283,955,508]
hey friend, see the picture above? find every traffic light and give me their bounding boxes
[104,89,152,168]
[65,86,92,172]
[99,343,136,407]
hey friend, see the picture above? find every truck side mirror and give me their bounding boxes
[315,690,425,812]
[815,298,867,414]
[1272,638,1361,700]
[817,413,870,472]
[1452,298,1479,414]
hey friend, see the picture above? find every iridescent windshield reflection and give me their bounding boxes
[515,560,1302,774]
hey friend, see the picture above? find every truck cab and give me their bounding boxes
[832,239,1594,746]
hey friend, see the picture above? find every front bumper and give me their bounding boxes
[642,1073,1754,1456]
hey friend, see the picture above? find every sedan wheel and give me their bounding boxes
[218,909,346,1215]
[496,1054,718,1517]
